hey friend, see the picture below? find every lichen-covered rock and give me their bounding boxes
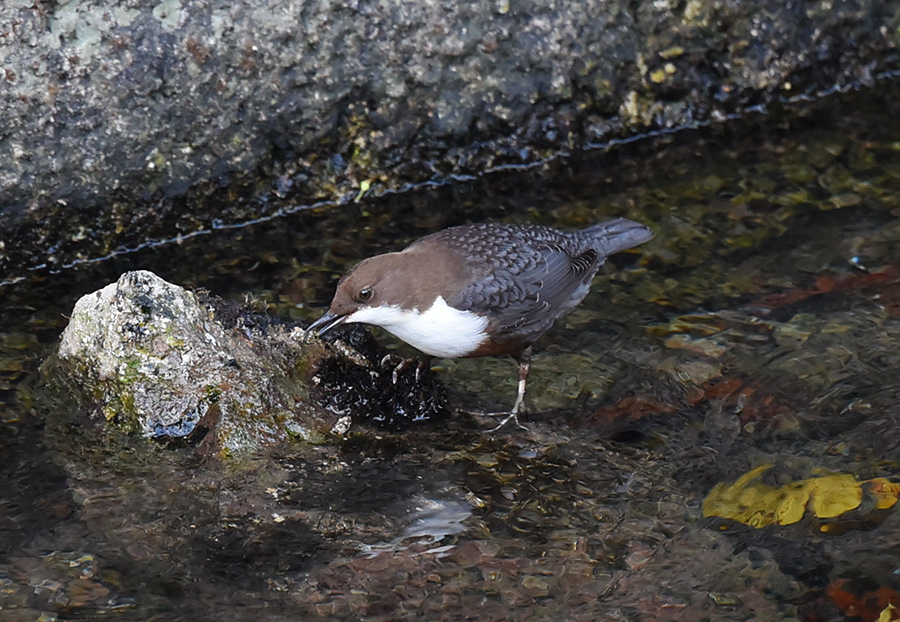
[49,270,334,456]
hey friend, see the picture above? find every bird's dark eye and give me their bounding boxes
[357,287,374,302]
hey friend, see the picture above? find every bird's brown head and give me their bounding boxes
[331,254,401,313]
[308,239,473,335]
[308,252,425,334]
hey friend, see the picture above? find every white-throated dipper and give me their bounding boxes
[309,218,653,429]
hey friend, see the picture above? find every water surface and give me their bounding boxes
[2,80,900,621]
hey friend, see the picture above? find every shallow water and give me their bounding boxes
[3,80,900,621]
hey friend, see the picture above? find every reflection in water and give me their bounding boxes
[2,82,900,620]
[358,496,473,558]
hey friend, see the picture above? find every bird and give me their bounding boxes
[308,218,653,430]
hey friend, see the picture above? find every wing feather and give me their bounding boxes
[451,244,600,337]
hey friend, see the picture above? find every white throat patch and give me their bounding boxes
[344,296,488,358]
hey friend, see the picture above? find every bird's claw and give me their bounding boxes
[380,354,427,385]
[484,411,529,433]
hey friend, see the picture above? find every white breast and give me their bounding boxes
[344,296,488,358]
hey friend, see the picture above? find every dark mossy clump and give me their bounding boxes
[201,290,293,337]
[312,326,450,431]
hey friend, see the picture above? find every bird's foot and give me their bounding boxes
[476,375,531,433]
[380,354,428,385]
[483,410,529,433]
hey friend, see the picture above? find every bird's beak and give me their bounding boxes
[307,310,346,335]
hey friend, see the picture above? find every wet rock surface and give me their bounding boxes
[1,0,898,281]
[45,270,336,455]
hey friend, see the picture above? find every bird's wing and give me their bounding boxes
[451,244,600,335]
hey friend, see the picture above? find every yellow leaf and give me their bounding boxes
[774,484,811,525]
[878,603,900,622]
[807,475,862,518]
[703,467,898,528]
[868,478,900,509]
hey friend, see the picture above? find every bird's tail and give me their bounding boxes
[583,218,654,256]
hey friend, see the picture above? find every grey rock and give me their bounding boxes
[49,270,334,455]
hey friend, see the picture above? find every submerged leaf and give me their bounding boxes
[703,466,898,527]
[879,603,900,622]
[806,474,862,519]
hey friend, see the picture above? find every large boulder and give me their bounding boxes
[2,0,898,280]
